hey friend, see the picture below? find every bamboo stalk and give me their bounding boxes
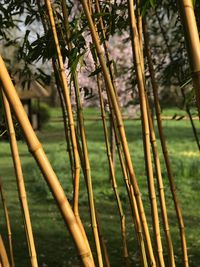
[95,0,117,182]
[94,4,129,262]
[146,98,176,267]
[135,0,144,74]
[81,1,156,265]
[108,92,148,267]
[95,209,111,267]
[44,0,81,220]
[91,2,148,265]
[177,0,200,119]
[60,2,104,266]
[95,0,119,99]
[0,235,10,267]
[37,0,75,180]
[128,1,165,266]
[0,55,94,267]
[41,3,96,265]
[97,74,129,266]
[0,179,15,267]
[1,91,38,267]
[97,71,148,266]
[37,0,76,183]
[139,18,174,265]
[52,60,75,178]
[44,1,91,259]
[75,126,111,267]
[88,3,148,266]
[186,105,200,151]
[96,69,147,266]
[142,18,176,267]
[146,12,189,266]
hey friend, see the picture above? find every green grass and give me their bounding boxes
[0,107,199,267]
[161,106,198,117]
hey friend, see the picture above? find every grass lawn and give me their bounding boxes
[0,106,199,267]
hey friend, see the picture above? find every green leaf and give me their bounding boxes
[88,66,102,77]
[70,50,86,74]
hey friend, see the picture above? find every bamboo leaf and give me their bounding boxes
[70,50,86,74]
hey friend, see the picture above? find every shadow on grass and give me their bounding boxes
[1,118,199,267]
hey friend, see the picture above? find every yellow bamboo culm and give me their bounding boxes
[44,0,81,223]
[1,91,38,267]
[137,8,173,266]
[143,19,176,267]
[103,79,148,267]
[0,235,10,267]
[147,98,176,267]
[46,0,80,218]
[135,0,144,74]
[97,74,129,266]
[95,0,118,174]
[128,1,165,266]
[0,55,94,267]
[44,2,97,266]
[143,13,189,267]
[103,77,148,266]
[0,179,15,267]
[60,1,104,266]
[52,62,75,179]
[93,0,144,260]
[92,2,129,264]
[137,8,175,265]
[178,0,200,119]
[81,1,156,266]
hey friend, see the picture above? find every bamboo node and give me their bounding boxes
[58,67,65,72]
[28,143,42,154]
[78,251,91,259]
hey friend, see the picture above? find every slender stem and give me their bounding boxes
[97,74,129,266]
[44,0,85,245]
[0,179,15,267]
[0,55,94,267]
[143,18,176,267]
[95,209,111,267]
[108,88,148,267]
[106,82,148,266]
[81,1,154,265]
[154,11,190,266]
[186,105,200,151]
[95,0,118,177]
[46,3,97,265]
[61,2,104,266]
[128,1,165,266]
[1,91,38,267]
[52,60,75,178]
[36,0,75,182]
[135,0,144,72]
[46,0,80,212]
[0,235,11,267]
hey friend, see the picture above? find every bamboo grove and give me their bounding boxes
[0,0,199,266]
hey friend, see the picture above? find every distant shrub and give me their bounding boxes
[31,102,50,129]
